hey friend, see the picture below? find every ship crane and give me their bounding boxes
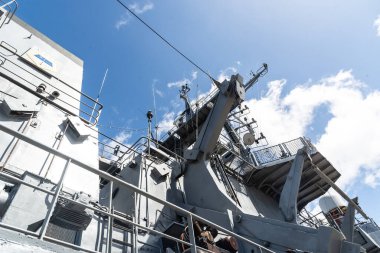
[179,68,267,221]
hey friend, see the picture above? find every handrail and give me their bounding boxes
[98,135,186,174]
[0,0,18,28]
[0,41,103,124]
[0,123,275,253]
[159,87,220,141]
[252,137,312,166]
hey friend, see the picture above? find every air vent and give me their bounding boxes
[50,192,93,231]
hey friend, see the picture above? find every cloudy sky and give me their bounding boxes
[16,0,380,222]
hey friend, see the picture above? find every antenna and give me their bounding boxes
[90,68,108,122]
[244,63,268,91]
[152,82,158,140]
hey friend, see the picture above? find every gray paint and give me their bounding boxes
[279,148,306,222]
[0,227,79,253]
[0,13,378,253]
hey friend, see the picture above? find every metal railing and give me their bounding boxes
[0,41,103,125]
[98,134,185,169]
[299,206,377,235]
[298,209,330,229]
[214,140,257,178]
[98,134,186,187]
[0,0,18,28]
[252,137,313,166]
[159,87,219,141]
[0,123,275,253]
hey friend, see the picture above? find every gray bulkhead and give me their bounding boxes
[0,14,101,251]
[0,11,377,253]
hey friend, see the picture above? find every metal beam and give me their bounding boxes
[307,154,369,219]
[0,123,274,253]
[279,148,306,222]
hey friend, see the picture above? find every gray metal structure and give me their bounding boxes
[0,5,379,253]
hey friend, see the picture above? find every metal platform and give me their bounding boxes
[245,151,341,210]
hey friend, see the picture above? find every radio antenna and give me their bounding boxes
[90,68,108,121]
[152,82,158,140]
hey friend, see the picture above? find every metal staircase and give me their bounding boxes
[247,137,341,210]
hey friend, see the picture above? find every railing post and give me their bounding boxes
[0,123,276,253]
[282,143,291,156]
[39,158,71,239]
[132,188,139,253]
[187,214,197,253]
[106,181,113,253]
[132,215,138,253]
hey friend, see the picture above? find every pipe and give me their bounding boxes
[145,156,150,228]
[0,221,38,237]
[43,120,70,179]
[106,181,113,253]
[187,214,198,253]
[0,171,53,195]
[307,154,369,219]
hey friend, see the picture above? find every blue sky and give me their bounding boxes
[16,1,380,222]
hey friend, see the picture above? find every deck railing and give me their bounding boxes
[252,137,314,166]
[0,41,103,125]
[159,87,219,141]
[0,123,274,253]
[0,0,18,28]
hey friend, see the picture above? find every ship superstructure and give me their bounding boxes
[0,3,379,253]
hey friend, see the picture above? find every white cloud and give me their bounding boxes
[217,67,237,82]
[115,2,154,30]
[155,89,164,97]
[245,70,380,189]
[101,131,132,160]
[114,131,132,144]
[167,71,198,88]
[167,78,190,88]
[374,15,380,37]
[191,71,198,80]
[115,15,130,30]
[157,112,176,136]
[129,2,154,14]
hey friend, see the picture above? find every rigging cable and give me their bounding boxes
[116,0,217,83]
[96,123,145,132]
